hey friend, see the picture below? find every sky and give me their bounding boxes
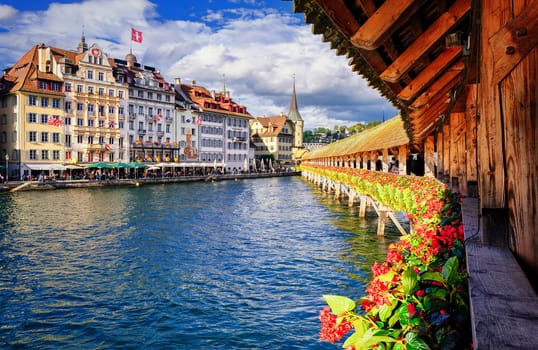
[0,0,398,130]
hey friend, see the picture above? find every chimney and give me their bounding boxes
[211,90,216,99]
[174,77,181,85]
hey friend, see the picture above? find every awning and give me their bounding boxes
[24,163,66,171]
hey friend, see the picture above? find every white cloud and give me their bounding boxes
[0,0,398,129]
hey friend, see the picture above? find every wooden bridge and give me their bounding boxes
[302,169,408,236]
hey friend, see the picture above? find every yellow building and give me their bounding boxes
[250,114,295,164]
[0,44,66,179]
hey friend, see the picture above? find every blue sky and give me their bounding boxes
[0,0,398,129]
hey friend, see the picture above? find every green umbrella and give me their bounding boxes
[128,162,148,169]
[111,162,130,168]
[85,162,113,169]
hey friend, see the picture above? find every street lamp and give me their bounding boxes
[5,154,8,183]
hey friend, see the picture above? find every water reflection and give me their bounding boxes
[0,178,393,349]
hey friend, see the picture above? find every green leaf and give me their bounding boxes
[421,272,445,284]
[403,268,418,296]
[405,332,431,350]
[442,256,459,286]
[323,294,355,315]
[379,299,398,322]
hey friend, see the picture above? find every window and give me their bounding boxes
[77,135,83,143]
[98,72,104,81]
[108,89,114,97]
[99,136,104,144]
[166,124,170,133]
[118,107,124,115]
[98,88,104,96]
[87,86,94,95]
[88,119,94,127]
[157,94,162,101]
[138,90,144,98]
[88,104,94,114]
[87,70,93,79]
[108,106,115,114]
[98,105,105,116]
[41,150,49,160]
[147,92,153,99]
[77,118,83,126]
[52,98,60,108]
[65,117,71,125]
[88,136,94,144]
[0,131,5,143]
[29,131,37,142]
[65,82,72,91]
[118,90,124,99]
[41,98,48,107]
[41,132,48,142]
[77,103,84,111]
[53,150,60,160]
[77,85,83,93]
[29,150,37,160]
[98,120,104,128]
[138,121,143,131]
[40,81,47,89]
[138,106,144,114]
[65,134,71,147]
[28,113,37,123]
[65,101,72,112]
[29,96,37,105]
[118,121,124,129]
[41,114,48,124]
[52,82,60,91]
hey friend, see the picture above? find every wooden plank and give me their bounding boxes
[313,0,360,38]
[490,0,538,84]
[411,61,464,109]
[500,49,538,287]
[398,47,463,101]
[449,112,466,192]
[380,0,471,83]
[462,198,538,350]
[478,0,508,235]
[350,0,418,50]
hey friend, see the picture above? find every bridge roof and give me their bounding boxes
[293,0,472,143]
[303,116,409,159]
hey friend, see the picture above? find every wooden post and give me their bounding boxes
[465,84,479,197]
[359,195,367,218]
[382,148,389,172]
[398,145,408,175]
[478,0,508,247]
[377,204,389,236]
[424,136,435,177]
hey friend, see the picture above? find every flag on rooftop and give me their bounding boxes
[131,28,143,43]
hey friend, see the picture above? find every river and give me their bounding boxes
[0,176,400,349]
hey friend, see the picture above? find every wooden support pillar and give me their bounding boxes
[424,135,435,177]
[382,148,389,172]
[450,112,466,192]
[442,123,451,183]
[359,195,367,218]
[478,0,509,247]
[377,204,389,236]
[465,84,479,197]
[398,145,407,175]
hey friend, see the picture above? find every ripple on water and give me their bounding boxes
[0,177,396,349]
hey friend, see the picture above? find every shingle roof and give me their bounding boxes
[303,116,409,159]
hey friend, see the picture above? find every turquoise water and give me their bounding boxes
[0,177,399,349]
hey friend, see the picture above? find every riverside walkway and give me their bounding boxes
[0,171,301,193]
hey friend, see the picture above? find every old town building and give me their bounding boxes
[179,82,252,173]
[112,52,177,163]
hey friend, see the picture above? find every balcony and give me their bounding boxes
[146,114,155,122]
[129,113,136,121]
[157,131,165,137]
[118,114,125,121]
[232,137,247,143]
[165,116,174,123]
[138,129,147,136]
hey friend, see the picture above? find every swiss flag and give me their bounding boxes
[131,28,143,43]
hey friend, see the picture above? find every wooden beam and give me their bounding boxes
[380,0,471,83]
[490,0,538,84]
[398,47,463,101]
[411,61,464,108]
[313,0,360,38]
[350,0,418,50]
[410,92,451,118]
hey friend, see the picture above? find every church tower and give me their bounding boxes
[287,77,304,150]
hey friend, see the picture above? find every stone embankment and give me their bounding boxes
[0,172,301,193]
